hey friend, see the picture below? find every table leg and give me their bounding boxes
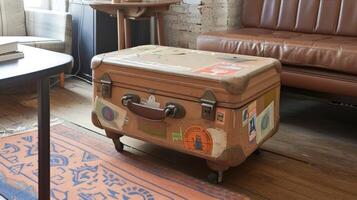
[59,72,65,88]
[117,10,125,50]
[37,78,50,200]
[156,13,165,46]
[124,18,132,48]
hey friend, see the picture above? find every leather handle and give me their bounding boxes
[122,94,185,121]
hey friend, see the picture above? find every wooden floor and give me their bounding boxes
[1,78,357,200]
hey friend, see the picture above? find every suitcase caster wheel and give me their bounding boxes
[254,149,261,155]
[113,139,124,152]
[207,171,223,184]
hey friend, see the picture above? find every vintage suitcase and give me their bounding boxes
[91,45,281,183]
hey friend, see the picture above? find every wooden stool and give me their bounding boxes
[90,0,180,50]
[59,72,65,88]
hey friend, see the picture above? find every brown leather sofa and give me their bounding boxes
[197,0,357,98]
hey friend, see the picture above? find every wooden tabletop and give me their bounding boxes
[91,0,180,7]
[0,45,73,88]
[90,0,180,14]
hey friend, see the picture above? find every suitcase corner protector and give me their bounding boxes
[91,111,103,129]
[91,54,105,70]
[220,76,249,95]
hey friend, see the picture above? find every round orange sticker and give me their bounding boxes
[184,126,213,155]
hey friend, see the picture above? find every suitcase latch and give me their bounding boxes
[200,90,217,121]
[100,73,112,98]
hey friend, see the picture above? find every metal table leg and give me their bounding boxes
[37,78,50,200]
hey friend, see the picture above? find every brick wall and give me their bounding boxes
[163,0,242,49]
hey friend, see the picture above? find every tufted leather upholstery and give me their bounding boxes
[197,0,357,97]
[241,0,357,36]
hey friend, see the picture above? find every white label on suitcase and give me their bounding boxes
[256,102,275,144]
[248,101,257,142]
[207,128,227,158]
[242,108,249,127]
[142,95,161,109]
[94,97,127,131]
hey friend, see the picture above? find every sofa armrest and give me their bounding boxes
[25,8,72,54]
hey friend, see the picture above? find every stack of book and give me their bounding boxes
[0,41,24,62]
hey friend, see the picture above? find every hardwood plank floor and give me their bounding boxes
[0,78,356,200]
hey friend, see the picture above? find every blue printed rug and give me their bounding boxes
[0,123,247,200]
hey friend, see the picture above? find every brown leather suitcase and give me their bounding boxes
[91,45,281,183]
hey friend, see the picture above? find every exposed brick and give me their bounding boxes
[163,0,242,49]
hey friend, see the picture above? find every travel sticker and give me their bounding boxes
[257,102,275,144]
[94,97,127,131]
[207,128,227,158]
[216,108,226,125]
[195,62,244,76]
[264,89,276,107]
[138,118,167,139]
[242,108,249,127]
[172,127,183,142]
[184,126,213,155]
[142,95,160,109]
[248,101,257,142]
[101,106,115,121]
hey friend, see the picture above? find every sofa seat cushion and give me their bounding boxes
[197,28,357,76]
[0,36,66,53]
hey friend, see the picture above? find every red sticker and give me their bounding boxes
[195,62,244,76]
[184,126,213,155]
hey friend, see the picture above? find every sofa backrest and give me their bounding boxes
[0,0,27,36]
[241,0,357,37]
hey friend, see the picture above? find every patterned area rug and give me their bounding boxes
[0,123,247,200]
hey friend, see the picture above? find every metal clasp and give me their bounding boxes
[200,90,217,121]
[100,73,112,98]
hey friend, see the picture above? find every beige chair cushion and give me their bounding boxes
[25,8,72,54]
[0,0,26,36]
[0,10,3,36]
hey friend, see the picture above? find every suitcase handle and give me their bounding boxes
[121,94,186,120]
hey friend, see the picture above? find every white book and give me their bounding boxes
[0,51,24,62]
[0,41,18,55]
